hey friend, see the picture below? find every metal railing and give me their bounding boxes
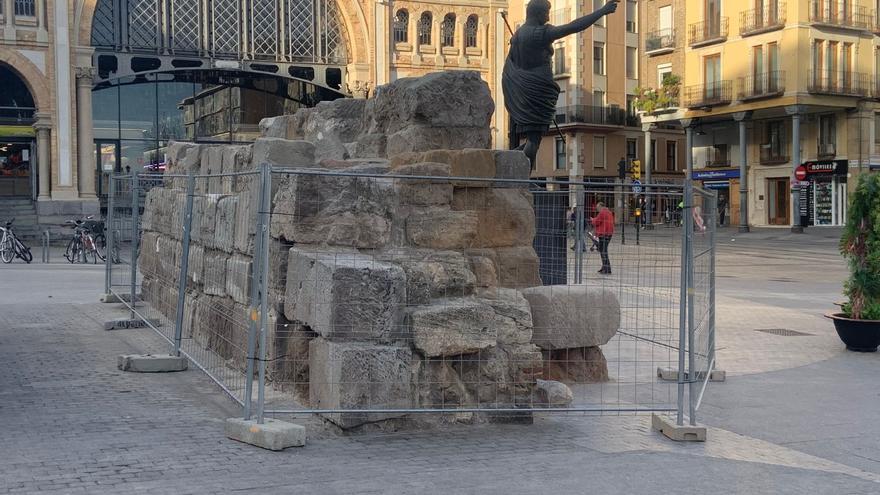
[684,81,733,108]
[105,162,716,429]
[555,105,627,126]
[740,3,786,35]
[738,71,786,100]
[760,146,790,164]
[808,70,872,97]
[809,2,874,30]
[645,28,675,54]
[819,142,837,157]
[688,17,728,47]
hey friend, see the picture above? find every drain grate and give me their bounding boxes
[755,328,814,337]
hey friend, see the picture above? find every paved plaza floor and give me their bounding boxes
[1,227,879,494]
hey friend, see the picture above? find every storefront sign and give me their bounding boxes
[692,169,741,181]
[801,160,847,176]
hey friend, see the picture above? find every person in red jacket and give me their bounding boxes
[590,201,615,274]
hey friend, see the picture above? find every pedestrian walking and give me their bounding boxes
[591,201,615,274]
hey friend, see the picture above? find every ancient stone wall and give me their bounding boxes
[138,71,620,429]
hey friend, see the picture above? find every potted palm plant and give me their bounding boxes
[826,172,880,352]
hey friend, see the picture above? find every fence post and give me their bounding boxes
[685,169,697,426]
[104,175,116,294]
[574,186,585,284]
[676,189,688,427]
[173,173,196,357]
[243,171,267,420]
[255,163,272,424]
[129,173,140,318]
[709,190,718,369]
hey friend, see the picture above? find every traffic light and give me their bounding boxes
[631,160,641,180]
[617,159,627,179]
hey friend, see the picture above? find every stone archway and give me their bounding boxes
[0,48,53,114]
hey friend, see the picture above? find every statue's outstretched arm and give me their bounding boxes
[547,0,618,41]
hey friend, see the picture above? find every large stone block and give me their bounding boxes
[476,288,533,346]
[308,339,412,428]
[493,150,531,186]
[270,322,316,400]
[407,299,496,358]
[451,188,535,248]
[406,209,478,250]
[296,99,368,161]
[233,187,257,254]
[213,195,237,253]
[203,250,228,297]
[467,246,542,288]
[271,173,395,249]
[284,249,406,342]
[380,250,476,305]
[520,285,621,350]
[542,346,609,383]
[251,138,315,168]
[225,254,252,305]
[455,344,543,406]
[394,162,453,207]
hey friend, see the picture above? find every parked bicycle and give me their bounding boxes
[64,216,107,264]
[0,218,33,264]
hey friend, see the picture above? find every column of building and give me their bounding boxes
[33,113,52,200]
[75,67,97,200]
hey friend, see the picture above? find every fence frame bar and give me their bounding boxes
[128,173,140,319]
[104,176,116,293]
[255,162,272,424]
[173,173,196,357]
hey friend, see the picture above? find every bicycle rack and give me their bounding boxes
[41,230,50,263]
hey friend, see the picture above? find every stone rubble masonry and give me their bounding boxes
[135,72,620,429]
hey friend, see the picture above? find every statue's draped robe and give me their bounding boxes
[502,24,559,133]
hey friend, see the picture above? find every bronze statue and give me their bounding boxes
[502,0,619,168]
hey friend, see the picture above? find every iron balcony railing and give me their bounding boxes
[760,146,789,164]
[554,105,626,126]
[645,28,676,54]
[809,1,874,31]
[684,81,733,108]
[808,70,872,97]
[738,71,786,100]
[740,2,786,36]
[818,142,837,157]
[688,17,728,47]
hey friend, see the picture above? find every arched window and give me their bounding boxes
[418,12,432,45]
[465,15,479,48]
[14,0,36,16]
[393,10,409,43]
[441,14,456,47]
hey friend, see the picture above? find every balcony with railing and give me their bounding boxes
[684,81,733,108]
[808,70,872,97]
[818,142,837,158]
[740,3,786,36]
[688,18,728,47]
[738,71,786,100]
[645,28,675,55]
[554,105,626,127]
[809,1,874,31]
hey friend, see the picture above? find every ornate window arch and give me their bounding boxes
[418,12,432,46]
[465,15,479,48]
[393,9,409,43]
[441,13,455,47]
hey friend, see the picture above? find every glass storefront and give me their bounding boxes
[810,176,847,226]
[92,70,343,176]
[0,65,37,198]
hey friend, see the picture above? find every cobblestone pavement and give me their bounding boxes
[2,228,880,494]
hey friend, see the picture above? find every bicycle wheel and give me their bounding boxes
[13,237,32,264]
[64,238,81,263]
[0,235,13,264]
[94,233,107,261]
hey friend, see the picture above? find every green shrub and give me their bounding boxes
[840,173,880,320]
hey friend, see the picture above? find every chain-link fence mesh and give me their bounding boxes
[105,164,717,428]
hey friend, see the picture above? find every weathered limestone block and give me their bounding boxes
[520,285,621,350]
[295,99,368,161]
[266,239,292,313]
[406,209,478,249]
[271,173,395,249]
[221,145,252,194]
[196,195,219,246]
[394,162,453,206]
[493,150,531,187]
[284,249,406,342]
[451,188,535,248]
[390,149,495,185]
[414,358,472,408]
[193,296,243,368]
[225,254,252,305]
[203,250,228,297]
[187,243,205,286]
[259,115,294,139]
[379,250,476,305]
[359,71,493,156]
[155,236,181,284]
[466,246,542,288]
[270,321,316,400]
[201,146,225,194]
[469,256,497,287]
[407,299,496,358]
[233,187,256,254]
[251,138,315,168]
[138,231,160,278]
[309,339,412,428]
[317,158,390,173]
[535,379,574,407]
[476,288,533,346]
[456,344,543,406]
[542,346,609,383]
[213,195,237,253]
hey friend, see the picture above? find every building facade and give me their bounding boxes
[642,0,880,230]
[0,0,509,232]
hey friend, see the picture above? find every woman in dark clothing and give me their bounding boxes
[502,0,619,168]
